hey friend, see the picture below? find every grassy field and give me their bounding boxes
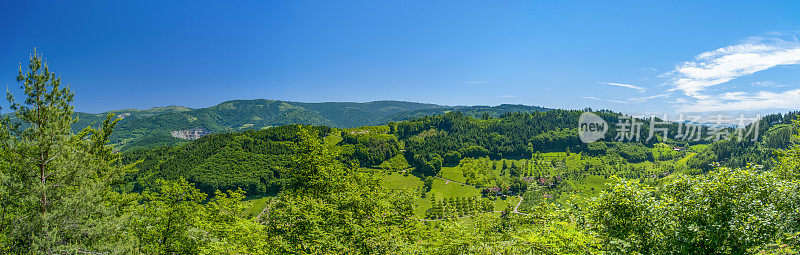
[438,166,468,183]
[376,154,411,171]
[565,174,609,199]
[383,171,423,190]
[381,147,697,217]
[242,196,272,219]
[689,144,708,151]
[415,178,482,217]
[424,178,481,198]
[323,132,343,147]
[491,195,520,211]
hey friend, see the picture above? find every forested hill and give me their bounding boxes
[120,124,334,196]
[117,110,662,198]
[53,99,549,151]
[385,104,550,121]
[116,108,800,206]
[688,111,800,171]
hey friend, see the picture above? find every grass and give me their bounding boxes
[243,196,272,219]
[323,133,343,147]
[425,178,481,199]
[382,171,423,190]
[376,154,411,170]
[689,144,708,152]
[439,165,468,183]
[490,195,520,211]
[675,152,696,166]
[566,175,609,199]
[414,178,484,217]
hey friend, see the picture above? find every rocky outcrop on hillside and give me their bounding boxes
[116,112,131,119]
[170,127,210,140]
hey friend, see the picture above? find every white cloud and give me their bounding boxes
[666,34,800,112]
[677,89,800,112]
[630,93,668,103]
[466,81,487,84]
[598,82,646,92]
[752,81,788,88]
[581,96,629,104]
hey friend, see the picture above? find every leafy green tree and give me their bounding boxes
[588,178,662,254]
[0,50,132,253]
[196,189,270,254]
[131,178,207,254]
[591,154,800,254]
[461,145,489,158]
[510,178,528,193]
[444,151,461,166]
[264,129,415,254]
[423,176,434,193]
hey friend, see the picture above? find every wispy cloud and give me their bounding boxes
[666,33,800,112]
[598,82,646,92]
[630,93,669,103]
[581,96,629,104]
[677,89,800,112]
[466,81,487,84]
[752,81,788,88]
[495,95,519,98]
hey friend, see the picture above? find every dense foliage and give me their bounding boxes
[689,112,799,171]
[122,125,332,196]
[395,111,677,176]
[339,130,401,167]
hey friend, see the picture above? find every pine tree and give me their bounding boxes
[1,50,131,253]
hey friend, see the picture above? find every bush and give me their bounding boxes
[444,151,461,166]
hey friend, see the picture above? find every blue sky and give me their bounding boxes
[1,1,799,116]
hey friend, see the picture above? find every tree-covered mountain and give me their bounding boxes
[54,99,550,151]
[120,124,334,196]
[687,111,800,171]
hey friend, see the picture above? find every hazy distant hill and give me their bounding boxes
[10,99,549,151]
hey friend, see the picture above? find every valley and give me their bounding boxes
[109,103,794,221]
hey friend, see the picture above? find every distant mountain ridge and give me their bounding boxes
[60,99,549,151]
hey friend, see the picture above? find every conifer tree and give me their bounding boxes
[1,50,130,253]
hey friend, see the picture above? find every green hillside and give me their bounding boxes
[52,99,554,151]
[686,111,800,171]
